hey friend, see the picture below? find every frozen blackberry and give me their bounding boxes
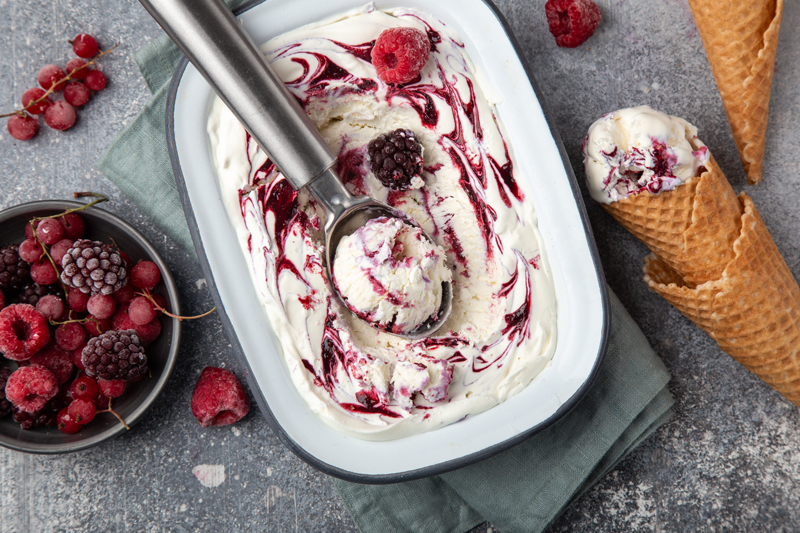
[60,240,128,295]
[0,245,31,291]
[367,129,423,190]
[12,396,65,429]
[81,329,147,381]
[0,366,12,418]
[16,283,58,306]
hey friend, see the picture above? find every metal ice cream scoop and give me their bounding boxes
[139,0,452,339]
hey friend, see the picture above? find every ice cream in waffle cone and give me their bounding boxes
[687,0,784,184]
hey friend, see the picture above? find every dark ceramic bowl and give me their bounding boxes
[0,200,181,454]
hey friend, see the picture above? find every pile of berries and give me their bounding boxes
[0,206,169,434]
[6,33,111,141]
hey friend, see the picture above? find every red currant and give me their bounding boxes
[57,213,85,240]
[97,379,126,399]
[50,239,75,268]
[67,398,96,424]
[57,407,82,433]
[131,261,161,289]
[18,238,44,263]
[38,64,67,91]
[22,88,51,114]
[84,70,107,91]
[36,218,64,245]
[44,101,77,131]
[72,345,87,371]
[30,261,58,285]
[7,114,38,141]
[113,283,135,304]
[86,294,116,320]
[55,322,86,351]
[72,34,99,58]
[70,376,98,401]
[129,296,156,325]
[152,293,167,318]
[68,288,90,313]
[36,295,66,321]
[66,58,90,79]
[84,315,111,337]
[64,82,91,107]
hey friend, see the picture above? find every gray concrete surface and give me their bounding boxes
[1,0,799,531]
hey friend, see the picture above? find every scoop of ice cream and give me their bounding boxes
[332,217,451,335]
[583,106,710,204]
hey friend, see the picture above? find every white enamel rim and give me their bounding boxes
[166,0,608,483]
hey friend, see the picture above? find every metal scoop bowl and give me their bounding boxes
[140,0,452,338]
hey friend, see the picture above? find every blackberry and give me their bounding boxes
[16,283,58,306]
[0,245,31,291]
[81,329,147,381]
[12,396,64,429]
[0,366,12,418]
[367,129,423,190]
[60,240,128,295]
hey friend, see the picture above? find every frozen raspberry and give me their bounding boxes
[36,218,64,245]
[112,303,161,345]
[72,34,99,58]
[36,295,65,321]
[66,58,90,79]
[50,239,75,268]
[57,213,85,240]
[371,27,431,85]
[38,64,67,91]
[545,0,602,48]
[84,70,107,92]
[55,322,86,352]
[16,284,57,306]
[0,245,31,290]
[22,88,51,115]
[0,304,50,361]
[44,100,77,131]
[64,82,91,107]
[0,366,13,417]
[4,365,59,413]
[67,398,96,424]
[97,378,125,398]
[18,239,44,263]
[191,367,250,428]
[82,329,147,381]
[61,240,127,295]
[68,288,90,312]
[57,407,81,433]
[30,261,58,286]
[84,315,111,337]
[28,342,74,384]
[7,115,38,141]
[368,129,424,190]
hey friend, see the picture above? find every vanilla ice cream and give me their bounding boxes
[583,106,710,204]
[333,217,451,335]
[207,4,557,440]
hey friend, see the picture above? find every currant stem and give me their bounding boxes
[137,288,217,321]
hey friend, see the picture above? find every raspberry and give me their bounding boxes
[22,88,51,115]
[70,375,98,401]
[97,378,125,398]
[60,240,127,295]
[371,27,431,85]
[64,82,91,107]
[84,315,111,337]
[0,245,31,290]
[7,115,38,141]
[0,304,50,361]
[368,129,424,190]
[545,0,602,48]
[84,70,107,92]
[18,238,44,263]
[58,213,85,240]
[67,398,96,424]
[38,64,67,91]
[16,284,57,306]
[66,58,90,79]
[131,261,161,290]
[36,295,65,321]
[55,322,86,351]
[30,261,58,286]
[4,365,59,413]
[28,342,74,384]
[57,407,81,433]
[87,294,116,320]
[191,367,250,428]
[68,288,90,312]
[72,34,99,58]
[0,366,13,417]
[50,238,75,268]
[112,303,161,345]
[81,329,147,381]
[128,296,155,325]
[44,100,77,131]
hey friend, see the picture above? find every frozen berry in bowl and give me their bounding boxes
[60,239,127,295]
[0,244,31,290]
[82,329,147,381]
[191,367,250,428]
[30,260,59,286]
[0,304,50,361]
[131,261,161,290]
[545,0,602,48]
[4,365,59,413]
[371,27,431,85]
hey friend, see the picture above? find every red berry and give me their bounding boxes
[84,315,111,336]
[94,394,111,410]
[545,0,602,48]
[97,379,125,398]
[5,365,59,413]
[50,239,75,268]
[57,213,85,240]
[0,304,50,360]
[86,294,116,320]
[72,344,87,370]
[152,293,167,318]
[371,27,431,85]
[38,64,67,91]
[68,288,90,313]
[128,296,156,325]
[24,222,35,240]
[67,398,96,424]
[55,322,86,351]
[28,342,74,384]
[72,34,99,58]
[57,407,82,433]
[113,282,135,304]
[44,101,77,131]
[70,375,98,401]
[66,58,90,79]
[18,238,44,263]
[191,367,250,427]
[112,303,161,345]
[36,295,65,321]
[7,114,38,141]
[64,82,91,107]
[36,218,64,245]
[131,261,161,290]
[22,88,51,115]
[119,251,132,267]
[84,70,107,91]
[30,261,58,285]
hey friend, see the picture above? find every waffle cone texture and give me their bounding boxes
[687,0,784,184]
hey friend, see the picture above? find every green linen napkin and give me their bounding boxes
[98,5,675,531]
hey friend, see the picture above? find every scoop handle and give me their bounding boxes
[139,0,336,189]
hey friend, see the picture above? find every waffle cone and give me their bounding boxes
[687,0,784,184]
[644,194,800,407]
[603,156,742,286]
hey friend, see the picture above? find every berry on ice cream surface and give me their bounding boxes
[333,217,451,335]
[582,105,710,204]
[208,5,557,440]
